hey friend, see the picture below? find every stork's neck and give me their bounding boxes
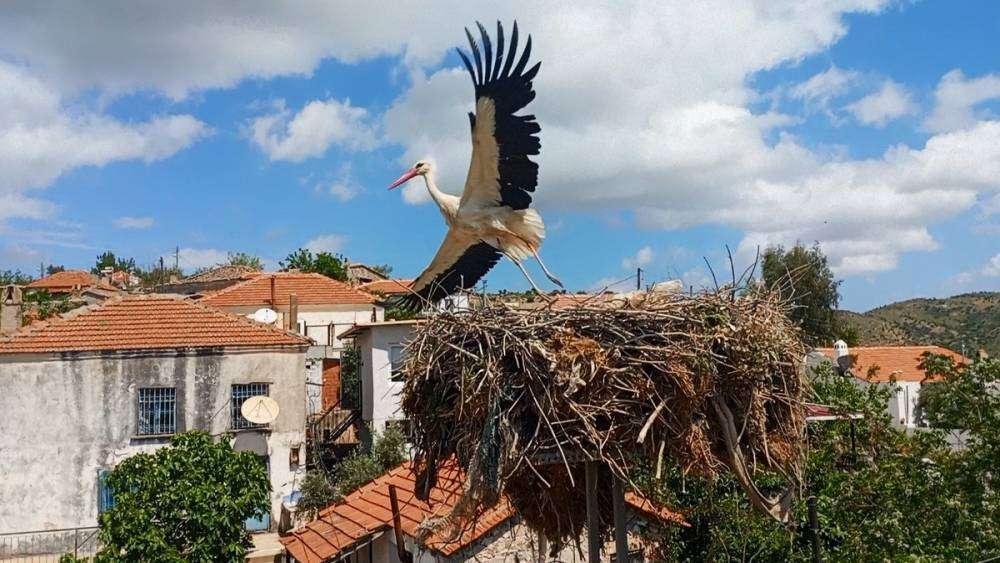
[423,172,458,223]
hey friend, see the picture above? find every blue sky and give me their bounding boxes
[1,1,998,311]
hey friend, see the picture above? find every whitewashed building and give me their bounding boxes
[0,295,311,556]
[201,272,383,417]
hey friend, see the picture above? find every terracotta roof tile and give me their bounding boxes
[25,270,118,293]
[201,272,374,307]
[0,294,309,354]
[816,345,967,383]
[280,459,686,562]
[179,265,262,283]
[359,279,414,296]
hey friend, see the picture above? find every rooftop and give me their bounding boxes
[338,319,423,340]
[359,279,413,296]
[200,272,374,308]
[0,294,310,354]
[815,345,967,383]
[280,459,685,563]
[25,270,117,292]
[177,264,261,283]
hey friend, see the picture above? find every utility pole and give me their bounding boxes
[636,268,643,291]
[174,246,180,272]
[39,262,44,278]
[159,256,165,286]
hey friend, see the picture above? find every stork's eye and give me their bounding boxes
[416,161,425,168]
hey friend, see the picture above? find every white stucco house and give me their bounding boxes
[338,320,421,436]
[0,295,311,556]
[809,342,968,429]
[201,272,383,417]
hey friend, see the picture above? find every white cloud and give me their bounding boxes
[951,252,1000,288]
[790,66,860,114]
[305,234,347,254]
[622,246,654,269]
[327,182,359,202]
[165,248,229,270]
[113,216,155,229]
[0,62,208,225]
[846,80,918,126]
[250,98,378,162]
[983,253,1000,278]
[923,70,1000,133]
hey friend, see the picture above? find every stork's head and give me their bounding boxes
[388,160,432,189]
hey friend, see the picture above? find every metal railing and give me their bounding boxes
[0,527,100,562]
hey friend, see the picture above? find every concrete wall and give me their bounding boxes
[357,324,415,433]
[0,347,307,541]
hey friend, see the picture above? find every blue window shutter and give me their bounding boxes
[98,469,115,514]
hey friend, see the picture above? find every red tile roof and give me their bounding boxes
[281,459,686,563]
[25,270,117,292]
[0,295,309,354]
[359,279,414,296]
[200,272,374,307]
[816,345,967,383]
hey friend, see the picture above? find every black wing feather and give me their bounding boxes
[391,242,501,312]
[464,20,541,211]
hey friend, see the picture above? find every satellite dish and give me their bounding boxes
[241,395,280,425]
[251,308,278,324]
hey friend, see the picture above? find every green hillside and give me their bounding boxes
[837,292,1000,356]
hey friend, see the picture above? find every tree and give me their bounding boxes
[637,356,1000,561]
[23,290,73,322]
[96,431,269,561]
[0,269,32,285]
[222,252,263,270]
[280,248,348,281]
[761,243,841,346]
[369,263,393,277]
[299,426,407,517]
[45,264,66,275]
[92,251,136,275]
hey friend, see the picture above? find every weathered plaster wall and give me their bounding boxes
[357,324,414,433]
[0,347,306,537]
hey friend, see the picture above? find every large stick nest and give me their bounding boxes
[400,288,806,545]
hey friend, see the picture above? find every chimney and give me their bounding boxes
[1,285,23,335]
[270,275,277,309]
[833,339,853,376]
[288,293,299,333]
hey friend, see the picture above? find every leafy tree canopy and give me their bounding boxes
[91,251,136,275]
[222,252,263,270]
[280,248,348,281]
[369,263,393,277]
[95,431,269,562]
[45,264,66,275]
[761,243,841,346]
[0,269,32,285]
[638,356,1000,561]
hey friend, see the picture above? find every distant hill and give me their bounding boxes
[836,292,1000,356]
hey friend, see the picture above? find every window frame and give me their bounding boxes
[231,382,271,430]
[136,386,177,436]
[97,469,115,515]
[389,343,405,383]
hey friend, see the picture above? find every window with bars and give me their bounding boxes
[232,383,270,430]
[137,387,177,435]
[97,469,115,514]
[389,344,405,382]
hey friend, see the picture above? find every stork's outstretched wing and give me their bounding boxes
[391,228,501,311]
[457,21,541,211]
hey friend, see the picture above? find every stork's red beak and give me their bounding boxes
[388,168,418,190]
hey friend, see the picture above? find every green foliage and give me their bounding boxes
[0,269,32,285]
[91,251,136,275]
[637,358,1000,561]
[280,248,348,281]
[863,292,999,357]
[96,431,269,562]
[300,426,408,514]
[137,264,183,287]
[223,252,264,270]
[339,346,361,410]
[297,470,339,520]
[761,243,841,346]
[369,263,393,277]
[45,264,66,275]
[385,304,420,321]
[23,289,74,322]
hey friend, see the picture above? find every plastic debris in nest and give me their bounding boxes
[400,287,806,545]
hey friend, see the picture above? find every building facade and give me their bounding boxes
[0,295,311,555]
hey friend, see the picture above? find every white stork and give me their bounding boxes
[388,21,561,310]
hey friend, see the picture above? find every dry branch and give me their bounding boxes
[401,287,806,545]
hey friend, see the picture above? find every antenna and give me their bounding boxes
[241,396,280,425]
